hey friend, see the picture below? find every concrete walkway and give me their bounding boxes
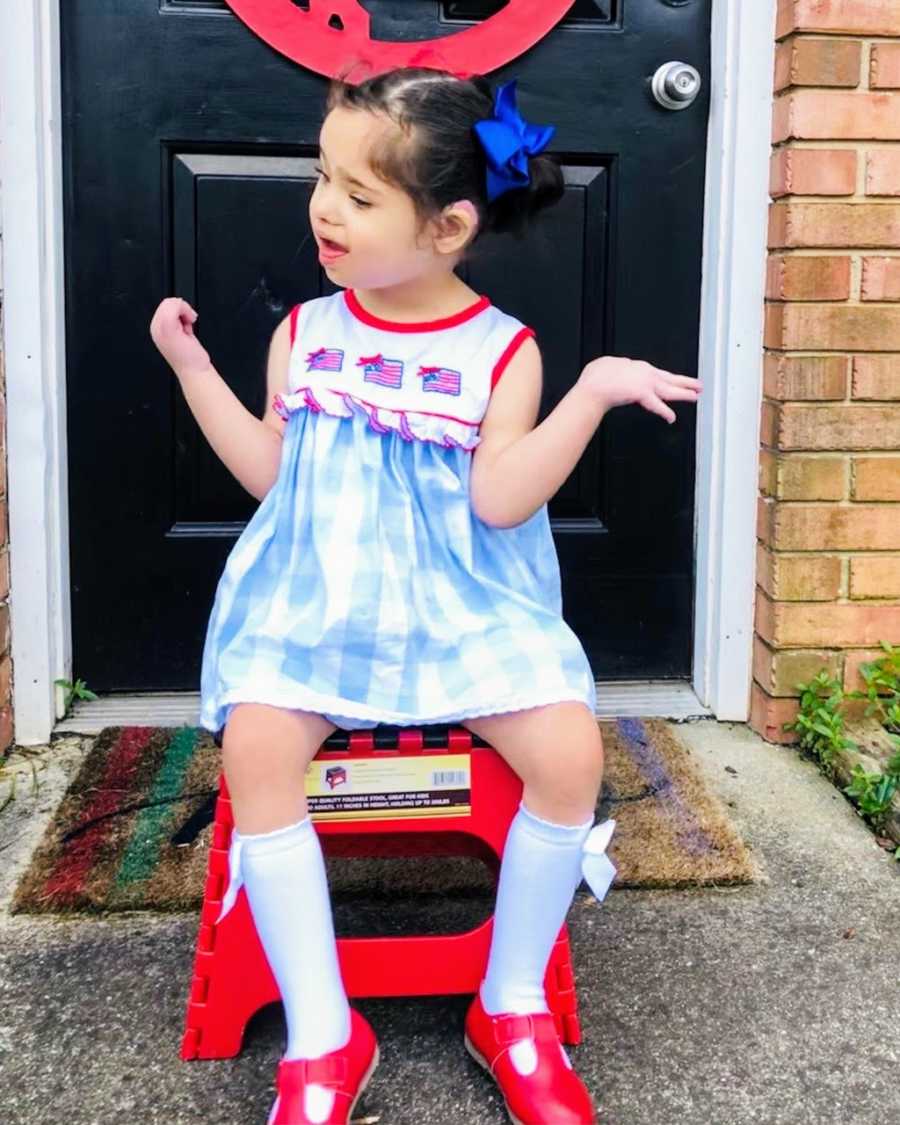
[1,718,898,1125]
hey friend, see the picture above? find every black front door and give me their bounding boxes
[63,0,711,692]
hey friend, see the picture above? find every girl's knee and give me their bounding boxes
[223,702,334,748]
[221,703,336,783]
[525,722,604,821]
[550,740,604,796]
[541,705,604,780]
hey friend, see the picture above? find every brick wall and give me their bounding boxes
[753,0,900,742]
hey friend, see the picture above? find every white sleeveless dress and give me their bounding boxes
[198,287,597,734]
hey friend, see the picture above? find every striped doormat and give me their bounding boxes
[10,718,758,916]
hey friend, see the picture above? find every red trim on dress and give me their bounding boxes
[289,303,302,346]
[344,288,491,333]
[491,326,536,390]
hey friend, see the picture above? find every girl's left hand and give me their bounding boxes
[577,355,702,424]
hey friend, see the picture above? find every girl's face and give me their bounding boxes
[309,107,444,289]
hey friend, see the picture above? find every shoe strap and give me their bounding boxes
[278,1054,349,1089]
[493,1011,560,1047]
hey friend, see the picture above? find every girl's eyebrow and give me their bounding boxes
[317,145,382,195]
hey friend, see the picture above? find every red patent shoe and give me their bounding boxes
[464,989,597,1125]
[266,1008,379,1125]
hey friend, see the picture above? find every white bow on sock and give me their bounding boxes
[580,817,617,902]
[216,830,245,924]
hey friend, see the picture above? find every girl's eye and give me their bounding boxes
[314,165,370,208]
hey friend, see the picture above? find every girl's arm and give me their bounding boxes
[150,298,290,502]
[469,338,604,528]
[469,337,702,529]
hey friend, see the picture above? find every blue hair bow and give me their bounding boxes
[473,79,556,203]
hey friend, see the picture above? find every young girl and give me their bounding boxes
[150,66,701,1125]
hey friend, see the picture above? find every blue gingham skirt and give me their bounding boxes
[199,405,597,734]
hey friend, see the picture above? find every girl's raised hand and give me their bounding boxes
[577,355,702,424]
[149,297,211,380]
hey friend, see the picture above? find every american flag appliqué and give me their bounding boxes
[418,365,462,396]
[357,353,404,389]
[306,346,344,373]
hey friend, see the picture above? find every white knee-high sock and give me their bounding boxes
[216,816,351,1060]
[480,800,617,1017]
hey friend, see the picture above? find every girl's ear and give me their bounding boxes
[433,199,480,256]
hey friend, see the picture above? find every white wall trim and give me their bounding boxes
[0,0,71,746]
[692,0,776,720]
[1,1,774,744]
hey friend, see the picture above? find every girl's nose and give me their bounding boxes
[310,200,340,232]
[308,190,326,223]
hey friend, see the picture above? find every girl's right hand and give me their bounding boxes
[149,297,211,379]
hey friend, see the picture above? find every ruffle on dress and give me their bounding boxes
[273,386,482,451]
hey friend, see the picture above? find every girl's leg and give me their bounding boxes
[459,702,613,1121]
[219,703,350,1059]
[219,703,380,1124]
[462,701,609,1016]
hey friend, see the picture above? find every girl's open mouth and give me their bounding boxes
[319,237,348,261]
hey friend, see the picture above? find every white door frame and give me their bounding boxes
[1,1,775,745]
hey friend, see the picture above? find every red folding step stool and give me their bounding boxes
[181,724,582,1061]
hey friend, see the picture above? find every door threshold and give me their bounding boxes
[52,681,711,735]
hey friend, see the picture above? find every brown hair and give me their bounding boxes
[324,66,564,245]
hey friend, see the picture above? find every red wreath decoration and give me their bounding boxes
[224,0,576,80]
